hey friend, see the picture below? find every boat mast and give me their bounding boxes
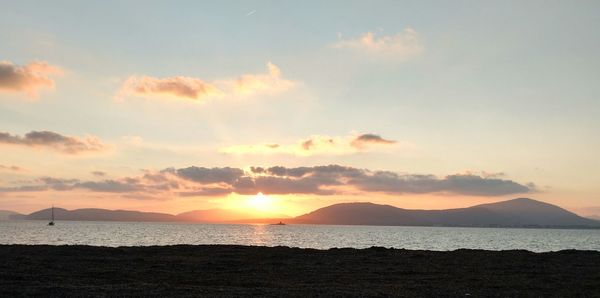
[51,205,54,222]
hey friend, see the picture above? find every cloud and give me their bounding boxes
[91,171,106,177]
[247,176,335,195]
[442,175,534,196]
[0,177,78,192]
[119,62,295,101]
[0,130,106,154]
[222,133,398,156]
[0,60,62,97]
[38,177,79,191]
[244,166,533,197]
[350,134,396,149]
[348,172,532,196]
[75,180,144,193]
[172,166,245,184]
[120,75,222,101]
[0,173,179,197]
[229,173,339,196]
[178,187,233,197]
[332,28,423,60]
[221,62,295,96]
[0,185,48,192]
[255,165,362,179]
[0,165,534,198]
[0,165,26,172]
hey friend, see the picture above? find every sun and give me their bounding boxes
[247,192,273,211]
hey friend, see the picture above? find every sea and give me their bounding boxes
[1,220,599,252]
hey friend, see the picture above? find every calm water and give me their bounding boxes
[1,220,599,252]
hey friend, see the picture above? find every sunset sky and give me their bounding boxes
[1,1,599,218]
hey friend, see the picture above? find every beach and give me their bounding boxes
[1,245,599,297]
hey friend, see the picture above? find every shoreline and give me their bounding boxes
[4,219,600,230]
[1,245,599,297]
[3,243,600,252]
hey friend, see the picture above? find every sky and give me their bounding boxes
[1,0,599,218]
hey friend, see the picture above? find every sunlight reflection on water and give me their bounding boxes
[1,220,599,252]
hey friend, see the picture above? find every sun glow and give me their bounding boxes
[214,193,309,219]
[247,192,273,211]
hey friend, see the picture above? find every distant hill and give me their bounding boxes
[6,198,599,228]
[293,198,600,228]
[26,208,177,222]
[0,210,23,221]
[20,207,288,223]
[587,215,600,221]
[176,209,288,222]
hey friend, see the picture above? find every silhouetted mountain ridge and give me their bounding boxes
[293,198,600,228]
[27,208,177,222]
[588,215,600,221]
[176,209,288,222]
[4,198,599,228]
[20,207,288,223]
[0,210,23,221]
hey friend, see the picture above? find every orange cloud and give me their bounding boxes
[224,62,295,95]
[0,130,106,155]
[119,62,295,102]
[221,133,398,156]
[120,76,222,101]
[332,28,423,60]
[0,60,62,97]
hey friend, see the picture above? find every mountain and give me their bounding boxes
[293,198,600,228]
[176,209,287,222]
[587,215,600,221]
[0,210,23,221]
[21,207,287,223]
[470,198,597,226]
[8,198,600,228]
[26,208,177,222]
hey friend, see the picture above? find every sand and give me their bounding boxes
[1,245,599,297]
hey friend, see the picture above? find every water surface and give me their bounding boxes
[1,220,598,252]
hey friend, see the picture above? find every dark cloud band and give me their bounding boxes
[0,165,534,198]
[0,130,105,154]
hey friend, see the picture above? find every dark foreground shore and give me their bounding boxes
[1,245,599,297]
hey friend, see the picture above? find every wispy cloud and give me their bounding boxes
[0,165,26,172]
[221,62,295,95]
[0,60,62,97]
[119,76,222,101]
[332,28,423,61]
[91,171,107,177]
[221,133,398,156]
[0,130,106,155]
[119,62,295,102]
[350,133,396,149]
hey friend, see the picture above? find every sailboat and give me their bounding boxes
[48,206,55,226]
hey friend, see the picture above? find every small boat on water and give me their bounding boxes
[48,206,55,226]
[271,221,286,225]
